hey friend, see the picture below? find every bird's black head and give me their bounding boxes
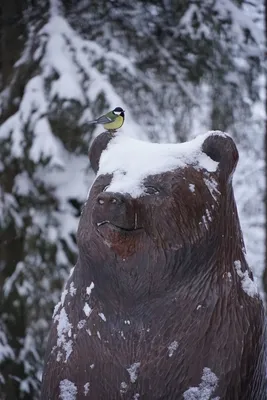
[113,107,125,117]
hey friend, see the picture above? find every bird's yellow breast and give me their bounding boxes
[104,115,124,130]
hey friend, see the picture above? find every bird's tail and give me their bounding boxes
[87,120,97,124]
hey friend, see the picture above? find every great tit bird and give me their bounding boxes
[88,107,125,133]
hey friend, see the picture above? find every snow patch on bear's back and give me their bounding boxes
[59,379,77,400]
[127,362,141,383]
[55,307,73,362]
[98,132,221,198]
[234,260,258,297]
[183,367,219,399]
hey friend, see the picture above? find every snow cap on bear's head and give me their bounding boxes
[89,130,238,198]
[82,131,240,259]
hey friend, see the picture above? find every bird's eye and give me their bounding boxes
[144,186,160,195]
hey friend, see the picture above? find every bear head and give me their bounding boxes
[77,131,240,304]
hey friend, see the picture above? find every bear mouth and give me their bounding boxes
[97,220,143,233]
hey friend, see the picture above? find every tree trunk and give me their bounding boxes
[0,0,25,88]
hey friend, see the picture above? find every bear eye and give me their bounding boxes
[144,186,160,195]
[103,185,109,192]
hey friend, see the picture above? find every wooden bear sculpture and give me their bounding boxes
[41,131,266,399]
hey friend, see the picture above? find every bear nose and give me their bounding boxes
[97,192,124,206]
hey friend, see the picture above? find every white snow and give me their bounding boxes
[14,172,35,196]
[39,152,90,258]
[83,303,92,318]
[228,272,232,280]
[49,0,62,17]
[61,289,68,306]
[0,2,265,396]
[55,308,73,362]
[3,262,24,297]
[69,282,77,296]
[59,379,77,400]
[234,260,258,298]
[201,216,209,230]
[53,283,72,320]
[189,183,195,193]
[179,4,209,40]
[77,320,86,330]
[0,331,15,363]
[0,192,22,228]
[183,367,219,400]
[2,74,64,165]
[40,17,86,104]
[84,382,90,396]
[120,382,128,394]
[97,132,221,198]
[86,282,95,296]
[69,267,75,278]
[52,301,62,319]
[206,209,212,222]
[20,378,31,394]
[98,313,106,322]
[203,177,220,202]
[127,362,141,383]
[31,117,63,165]
[234,150,265,295]
[168,341,178,357]
[214,0,262,47]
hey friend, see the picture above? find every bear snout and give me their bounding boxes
[97,191,125,206]
[95,191,137,231]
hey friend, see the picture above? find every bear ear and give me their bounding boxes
[201,131,239,178]
[89,132,114,174]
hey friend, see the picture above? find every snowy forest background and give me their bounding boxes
[0,0,266,398]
